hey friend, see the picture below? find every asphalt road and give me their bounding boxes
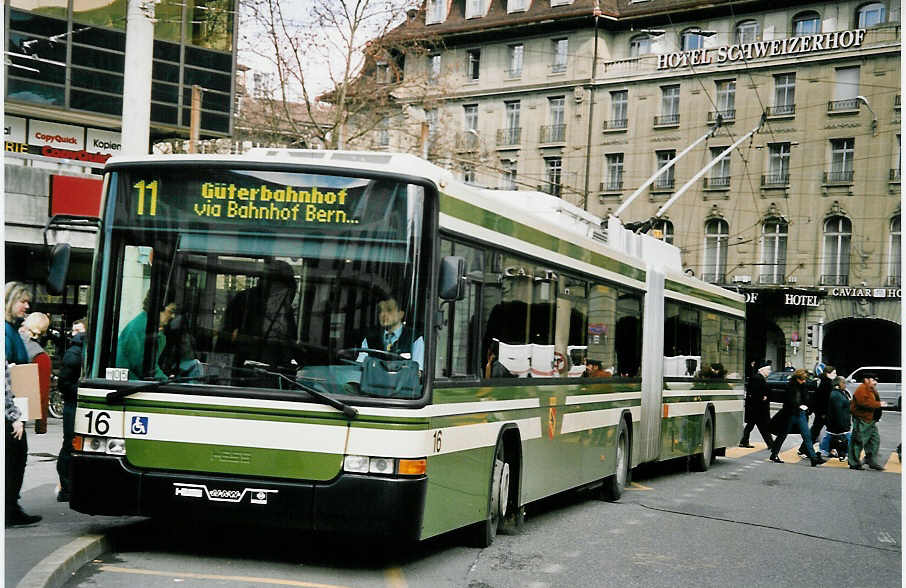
[6,413,901,588]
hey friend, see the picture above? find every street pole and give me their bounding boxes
[582,7,600,210]
[188,85,202,154]
[121,0,155,156]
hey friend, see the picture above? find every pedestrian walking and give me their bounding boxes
[769,369,826,466]
[820,375,852,460]
[56,319,86,502]
[5,282,30,365]
[848,371,886,470]
[740,360,773,448]
[5,362,42,527]
[799,365,836,457]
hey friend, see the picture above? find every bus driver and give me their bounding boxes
[358,294,424,370]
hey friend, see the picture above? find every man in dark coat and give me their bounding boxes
[56,319,85,502]
[770,369,826,466]
[799,365,836,457]
[740,360,773,447]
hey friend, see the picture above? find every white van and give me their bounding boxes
[846,366,902,411]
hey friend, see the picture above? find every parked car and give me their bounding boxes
[846,366,902,411]
[764,369,819,404]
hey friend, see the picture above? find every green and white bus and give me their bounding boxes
[70,150,745,545]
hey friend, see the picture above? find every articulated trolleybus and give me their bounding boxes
[71,149,745,545]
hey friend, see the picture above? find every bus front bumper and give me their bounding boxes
[70,453,427,539]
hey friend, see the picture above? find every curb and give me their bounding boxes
[17,534,110,588]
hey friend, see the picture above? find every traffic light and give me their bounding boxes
[806,324,815,347]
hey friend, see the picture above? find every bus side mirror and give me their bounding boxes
[46,242,71,296]
[439,256,466,301]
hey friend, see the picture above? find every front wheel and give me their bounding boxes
[469,440,509,548]
[692,411,714,472]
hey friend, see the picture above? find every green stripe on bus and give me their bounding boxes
[440,194,646,282]
[665,279,746,311]
[125,440,342,480]
[662,394,741,403]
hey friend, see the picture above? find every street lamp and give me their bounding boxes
[856,95,879,135]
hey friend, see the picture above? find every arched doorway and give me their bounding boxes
[746,311,786,370]
[823,318,901,376]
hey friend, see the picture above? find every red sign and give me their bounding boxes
[50,175,103,218]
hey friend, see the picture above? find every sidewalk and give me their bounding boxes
[4,418,139,588]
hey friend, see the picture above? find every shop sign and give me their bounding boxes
[4,115,26,143]
[829,287,901,298]
[86,128,123,157]
[784,293,820,307]
[28,119,85,150]
[657,29,866,71]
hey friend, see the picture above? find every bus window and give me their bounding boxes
[435,239,482,379]
[615,291,642,377]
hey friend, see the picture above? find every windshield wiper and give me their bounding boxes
[105,374,212,404]
[244,361,358,418]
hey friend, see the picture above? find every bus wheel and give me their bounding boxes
[602,420,629,501]
[692,411,714,472]
[469,440,509,548]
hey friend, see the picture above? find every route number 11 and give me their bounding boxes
[134,179,159,216]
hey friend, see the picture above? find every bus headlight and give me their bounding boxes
[75,435,126,456]
[343,455,426,477]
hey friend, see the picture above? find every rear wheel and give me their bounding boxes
[692,411,714,472]
[602,420,629,501]
[469,440,509,548]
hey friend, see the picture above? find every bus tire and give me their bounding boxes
[692,410,714,472]
[469,439,509,548]
[602,419,630,501]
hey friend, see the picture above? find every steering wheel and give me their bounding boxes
[337,347,406,362]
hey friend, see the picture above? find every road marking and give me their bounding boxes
[385,567,407,588]
[724,443,768,458]
[628,481,652,490]
[96,565,350,587]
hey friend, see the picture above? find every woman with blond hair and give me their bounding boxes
[19,312,51,434]
[769,368,827,467]
[5,282,30,365]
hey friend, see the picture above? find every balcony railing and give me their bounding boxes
[496,127,522,146]
[824,170,854,184]
[539,124,566,143]
[600,180,623,192]
[707,109,735,123]
[602,119,628,130]
[456,132,480,151]
[653,113,680,126]
[703,176,731,189]
[652,177,675,191]
[758,274,785,285]
[550,62,567,73]
[887,276,901,287]
[702,273,726,284]
[761,173,790,187]
[541,182,562,197]
[890,168,901,182]
[827,98,861,112]
[506,67,523,78]
[766,104,796,117]
[820,274,849,286]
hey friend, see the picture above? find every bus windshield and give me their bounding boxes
[98,166,429,401]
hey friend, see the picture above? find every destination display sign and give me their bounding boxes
[113,168,410,234]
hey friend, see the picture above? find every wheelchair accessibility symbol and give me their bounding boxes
[131,416,149,435]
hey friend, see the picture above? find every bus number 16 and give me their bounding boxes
[432,430,443,453]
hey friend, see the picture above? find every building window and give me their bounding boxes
[857,2,886,27]
[708,147,731,187]
[735,20,759,44]
[426,108,438,146]
[508,44,524,77]
[657,85,680,125]
[542,96,565,142]
[893,134,901,182]
[760,219,788,284]
[652,220,674,244]
[463,104,478,148]
[545,157,562,197]
[609,90,628,128]
[703,219,729,283]
[655,150,676,190]
[467,49,481,81]
[508,0,529,12]
[429,54,441,84]
[715,80,736,119]
[426,0,446,24]
[377,118,390,146]
[463,166,476,184]
[629,35,653,57]
[792,11,821,35]
[552,38,568,73]
[500,160,518,189]
[681,29,705,51]
[765,143,790,185]
[465,0,486,19]
[502,100,521,145]
[828,138,855,183]
[605,153,624,191]
[771,73,796,116]
[830,66,860,110]
[822,216,851,285]
[889,216,901,286]
[375,62,390,84]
